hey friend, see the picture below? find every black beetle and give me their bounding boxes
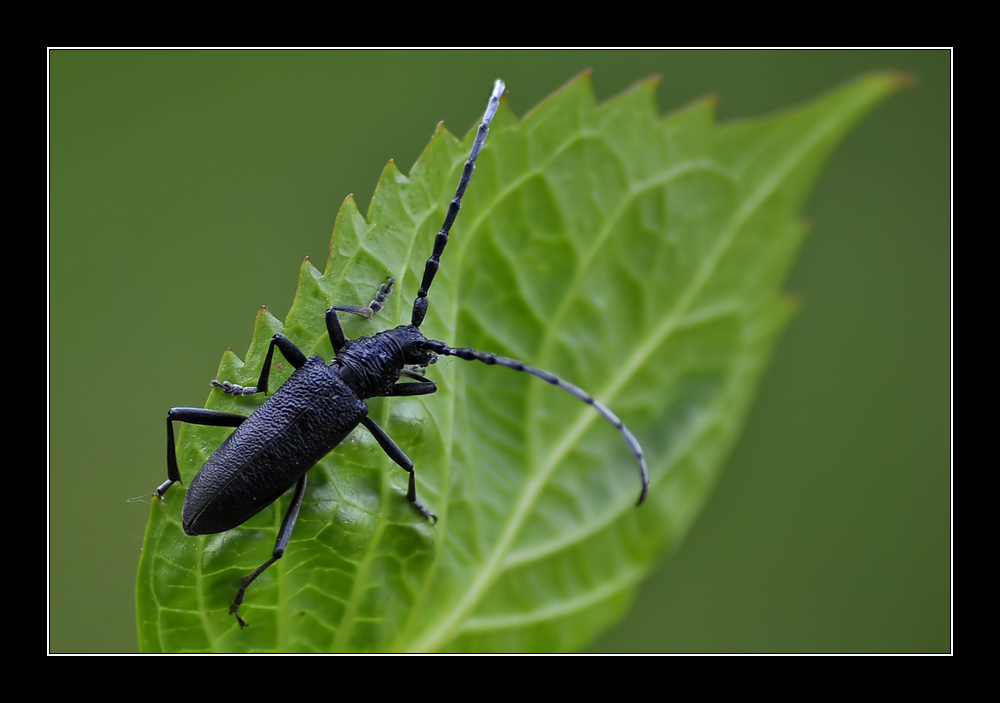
[157,80,648,628]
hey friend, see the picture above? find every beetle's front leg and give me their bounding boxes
[212,334,306,396]
[328,277,395,321]
[383,381,437,397]
[326,277,396,355]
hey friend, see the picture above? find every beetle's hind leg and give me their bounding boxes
[230,474,307,629]
[359,416,437,523]
[159,408,247,498]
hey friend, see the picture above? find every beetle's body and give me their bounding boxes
[183,356,367,535]
[158,81,648,629]
[181,323,437,536]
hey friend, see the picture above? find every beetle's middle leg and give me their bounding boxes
[213,334,307,397]
[230,474,307,629]
[359,416,437,523]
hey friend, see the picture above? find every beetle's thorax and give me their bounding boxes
[334,324,436,399]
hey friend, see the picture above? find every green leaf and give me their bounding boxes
[136,72,902,652]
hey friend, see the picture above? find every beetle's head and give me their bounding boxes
[388,324,438,369]
[405,340,438,369]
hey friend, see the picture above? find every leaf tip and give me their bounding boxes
[780,291,805,314]
[330,193,358,232]
[632,74,662,91]
[252,305,283,341]
[844,71,916,100]
[522,69,596,123]
[381,159,403,180]
[256,305,280,325]
[300,256,322,279]
[846,71,914,104]
[885,71,917,88]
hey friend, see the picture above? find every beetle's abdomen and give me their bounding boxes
[183,357,367,535]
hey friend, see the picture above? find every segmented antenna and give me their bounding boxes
[411,79,505,328]
[422,340,649,506]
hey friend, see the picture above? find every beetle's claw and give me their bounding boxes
[230,604,249,629]
[212,379,257,396]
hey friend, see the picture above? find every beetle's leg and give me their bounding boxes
[325,307,348,354]
[383,381,437,397]
[367,276,394,314]
[159,408,247,498]
[213,334,306,396]
[328,277,395,322]
[326,277,396,355]
[230,474,307,629]
[359,416,437,523]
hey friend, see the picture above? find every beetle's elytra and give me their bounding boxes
[158,81,648,629]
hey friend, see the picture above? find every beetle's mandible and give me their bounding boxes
[157,80,649,629]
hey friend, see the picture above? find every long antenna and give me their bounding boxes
[411,79,505,329]
[421,340,650,506]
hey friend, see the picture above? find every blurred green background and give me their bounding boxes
[49,50,950,653]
